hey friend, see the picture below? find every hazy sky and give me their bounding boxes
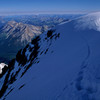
[0,0,100,14]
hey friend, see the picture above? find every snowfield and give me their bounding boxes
[0,12,100,100]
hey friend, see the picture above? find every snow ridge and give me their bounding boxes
[1,12,100,100]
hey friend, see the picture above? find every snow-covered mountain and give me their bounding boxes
[1,12,100,100]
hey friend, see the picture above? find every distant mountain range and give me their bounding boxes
[0,21,43,63]
[0,21,42,46]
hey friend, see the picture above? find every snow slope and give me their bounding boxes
[0,12,100,100]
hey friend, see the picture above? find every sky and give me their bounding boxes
[0,0,100,15]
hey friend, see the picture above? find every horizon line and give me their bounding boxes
[0,10,99,16]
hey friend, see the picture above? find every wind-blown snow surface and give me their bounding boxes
[76,12,100,31]
[1,12,100,100]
